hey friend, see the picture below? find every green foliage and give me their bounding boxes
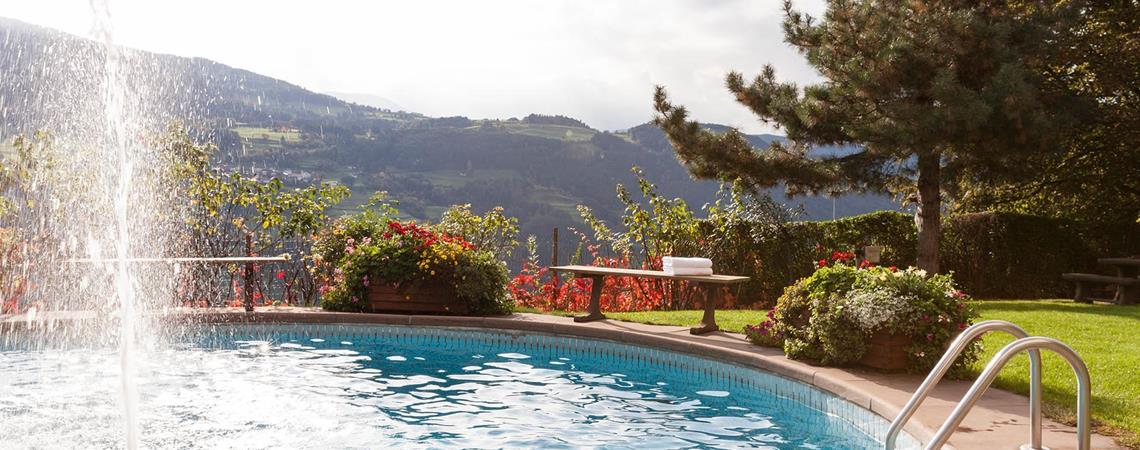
[159,126,350,305]
[577,167,795,308]
[813,211,917,267]
[437,204,519,262]
[720,210,1137,302]
[453,250,513,315]
[311,193,401,278]
[652,1,1091,272]
[316,207,517,315]
[704,210,915,305]
[767,264,978,374]
[942,212,1140,298]
[951,2,1139,228]
[0,132,57,218]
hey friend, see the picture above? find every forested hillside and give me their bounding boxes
[0,17,898,242]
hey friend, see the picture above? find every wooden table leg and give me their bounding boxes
[690,283,720,335]
[574,275,606,322]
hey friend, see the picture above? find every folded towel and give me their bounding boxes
[664,267,714,276]
[662,257,713,269]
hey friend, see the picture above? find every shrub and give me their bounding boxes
[738,211,918,305]
[314,199,515,315]
[755,262,979,374]
[509,231,685,312]
[942,212,1140,298]
[437,204,519,261]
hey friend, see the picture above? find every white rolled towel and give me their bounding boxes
[662,256,713,269]
[665,267,714,276]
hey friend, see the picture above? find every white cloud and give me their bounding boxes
[2,0,827,133]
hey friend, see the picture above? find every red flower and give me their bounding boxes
[817,259,827,268]
[275,270,286,280]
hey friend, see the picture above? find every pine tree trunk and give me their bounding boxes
[915,152,941,273]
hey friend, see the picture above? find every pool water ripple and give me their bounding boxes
[0,324,920,449]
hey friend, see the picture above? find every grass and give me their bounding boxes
[971,300,1140,448]
[233,126,302,143]
[417,169,522,189]
[501,123,597,142]
[519,300,1140,447]
[516,307,767,334]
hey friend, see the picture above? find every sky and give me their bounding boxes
[1,0,826,134]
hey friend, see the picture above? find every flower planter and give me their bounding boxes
[366,282,469,315]
[859,331,911,371]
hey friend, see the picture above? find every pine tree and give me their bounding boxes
[654,1,1086,272]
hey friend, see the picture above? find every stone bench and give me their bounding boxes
[1062,273,1138,304]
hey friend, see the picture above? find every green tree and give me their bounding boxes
[156,127,350,305]
[952,1,1139,225]
[653,1,1085,272]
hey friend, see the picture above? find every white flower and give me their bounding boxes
[845,286,918,332]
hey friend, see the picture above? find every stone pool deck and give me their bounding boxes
[2,307,1120,449]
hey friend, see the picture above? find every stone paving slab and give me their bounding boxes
[1,307,1121,449]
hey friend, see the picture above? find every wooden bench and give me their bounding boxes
[549,265,749,335]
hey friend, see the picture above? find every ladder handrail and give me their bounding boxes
[926,336,1091,450]
[885,320,1043,449]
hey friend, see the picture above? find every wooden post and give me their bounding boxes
[243,234,254,312]
[551,227,560,304]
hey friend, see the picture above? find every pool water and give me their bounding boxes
[0,324,919,449]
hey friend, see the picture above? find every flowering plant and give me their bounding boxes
[748,258,978,374]
[508,231,732,312]
[313,204,512,315]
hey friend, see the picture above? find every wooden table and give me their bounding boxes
[549,265,749,335]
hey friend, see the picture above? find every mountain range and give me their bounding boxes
[0,17,897,242]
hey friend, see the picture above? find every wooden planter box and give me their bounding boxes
[859,331,911,371]
[366,282,469,315]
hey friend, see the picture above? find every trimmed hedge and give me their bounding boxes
[729,211,916,304]
[721,211,1139,304]
[942,213,1140,298]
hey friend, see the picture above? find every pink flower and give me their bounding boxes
[362,275,370,287]
[351,296,359,303]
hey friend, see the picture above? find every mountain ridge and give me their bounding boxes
[0,16,899,242]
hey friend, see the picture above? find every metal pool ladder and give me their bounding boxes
[884,320,1091,450]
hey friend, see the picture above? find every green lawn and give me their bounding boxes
[501,123,597,141]
[972,300,1139,448]
[516,307,768,335]
[520,300,1140,447]
[232,126,303,143]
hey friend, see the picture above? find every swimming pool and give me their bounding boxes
[0,324,920,449]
